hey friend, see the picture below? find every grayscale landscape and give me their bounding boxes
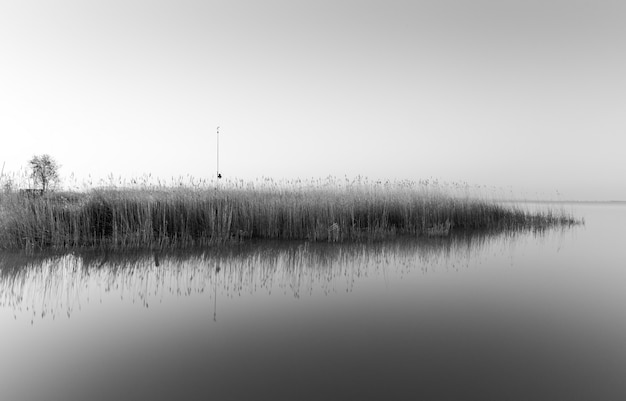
[1,1,625,400]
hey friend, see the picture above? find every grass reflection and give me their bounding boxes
[0,229,564,323]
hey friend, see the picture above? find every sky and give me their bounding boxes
[1,0,625,200]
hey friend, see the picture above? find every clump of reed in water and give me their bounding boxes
[0,178,580,250]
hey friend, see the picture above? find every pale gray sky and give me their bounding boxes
[1,0,625,200]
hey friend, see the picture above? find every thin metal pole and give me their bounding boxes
[216,126,219,179]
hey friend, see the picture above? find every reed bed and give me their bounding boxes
[0,179,579,250]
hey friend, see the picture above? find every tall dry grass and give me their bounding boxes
[0,178,579,250]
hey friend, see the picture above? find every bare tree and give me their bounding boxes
[28,154,60,192]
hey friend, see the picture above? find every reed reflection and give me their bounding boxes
[0,230,553,324]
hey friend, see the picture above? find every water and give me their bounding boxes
[1,202,625,400]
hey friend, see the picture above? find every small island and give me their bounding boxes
[0,159,579,250]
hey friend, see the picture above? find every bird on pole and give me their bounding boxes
[217,126,222,179]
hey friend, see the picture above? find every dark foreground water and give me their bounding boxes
[1,202,625,401]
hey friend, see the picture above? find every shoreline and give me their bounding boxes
[0,185,581,251]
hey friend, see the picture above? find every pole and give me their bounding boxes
[216,126,220,179]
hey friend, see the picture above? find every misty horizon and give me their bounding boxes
[2,0,625,201]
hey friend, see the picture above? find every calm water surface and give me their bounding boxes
[1,202,625,400]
